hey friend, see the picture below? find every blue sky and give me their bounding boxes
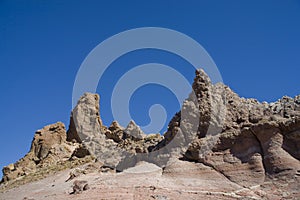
[0,0,300,170]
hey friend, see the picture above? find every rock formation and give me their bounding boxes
[184,72,300,187]
[71,180,89,194]
[1,69,300,199]
[2,122,76,183]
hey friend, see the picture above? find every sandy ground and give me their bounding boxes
[0,161,268,200]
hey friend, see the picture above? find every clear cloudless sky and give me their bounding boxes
[1,0,300,171]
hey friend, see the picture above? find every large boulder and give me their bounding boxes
[67,93,123,167]
[67,93,105,143]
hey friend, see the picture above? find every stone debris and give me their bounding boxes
[70,180,89,194]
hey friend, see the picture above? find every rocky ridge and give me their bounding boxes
[1,69,300,199]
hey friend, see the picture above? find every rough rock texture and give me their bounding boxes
[251,120,300,177]
[66,93,164,169]
[1,122,66,182]
[183,69,300,189]
[67,93,105,143]
[105,120,163,154]
[124,120,146,140]
[1,69,300,199]
[155,69,224,156]
[0,122,93,186]
[105,121,124,143]
[71,180,89,194]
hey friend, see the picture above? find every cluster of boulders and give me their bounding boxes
[106,120,163,153]
[1,93,163,184]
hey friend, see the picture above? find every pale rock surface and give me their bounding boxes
[67,93,104,142]
[67,93,126,168]
[124,120,146,140]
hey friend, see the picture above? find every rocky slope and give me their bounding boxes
[1,69,300,199]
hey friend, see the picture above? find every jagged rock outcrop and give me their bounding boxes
[66,93,164,169]
[155,69,224,152]
[183,70,300,187]
[67,93,105,143]
[105,121,124,143]
[105,120,163,154]
[136,68,300,188]
[1,68,300,199]
[1,122,85,184]
[66,93,123,168]
[124,120,146,140]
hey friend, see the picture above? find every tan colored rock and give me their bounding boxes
[65,93,124,168]
[105,121,124,143]
[1,122,81,183]
[67,93,104,143]
[31,122,67,160]
[183,69,300,187]
[1,68,300,199]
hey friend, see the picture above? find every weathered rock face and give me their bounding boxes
[183,70,300,187]
[66,93,121,167]
[67,93,164,169]
[124,120,146,140]
[1,122,82,183]
[67,93,105,143]
[1,69,299,199]
[192,69,213,138]
[105,121,124,143]
[32,122,68,160]
[155,69,224,155]
[251,120,300,177]
[105,120,163,153]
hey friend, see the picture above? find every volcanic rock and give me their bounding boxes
[1,122,80,183]
[124,120,146,141]
[1,69,300,200]
[183,70,300,188]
